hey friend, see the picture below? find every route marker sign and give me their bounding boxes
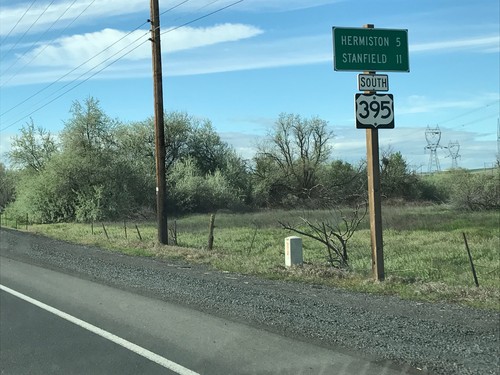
[333,27,409,72]
[358,74,389,92]
[355,93,394,129]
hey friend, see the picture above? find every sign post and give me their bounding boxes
[363,23,385,281]
[332,23,409,281]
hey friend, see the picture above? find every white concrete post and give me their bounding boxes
[285,236,303,267]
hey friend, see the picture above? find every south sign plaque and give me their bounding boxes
[333,27,409,72]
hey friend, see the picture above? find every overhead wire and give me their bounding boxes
[437,99,500,127]
[0,0,244,132]
[399,98,500,140]
[0,0,194,120]
[0,0,38,46]
[1,0,56,70]
[0,28,151,132]
[1,0,79,88]
[160,0,243,37]
[159,0,192,17]
[0,39,151,133]
[0,16,148,119]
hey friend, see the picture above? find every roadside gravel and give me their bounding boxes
[1,228,498,375]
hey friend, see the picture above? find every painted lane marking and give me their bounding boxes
[0,284,200,375]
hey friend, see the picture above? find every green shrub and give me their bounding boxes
[169,158,243,213]
[441,169,499,210]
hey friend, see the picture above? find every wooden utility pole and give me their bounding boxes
[364,24,384,281]
[150,0,168,244]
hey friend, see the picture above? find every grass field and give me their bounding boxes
[4,204,499,310]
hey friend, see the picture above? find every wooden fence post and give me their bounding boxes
[207,214,215,250]
[135,224,142,241]
[102,223,109,240]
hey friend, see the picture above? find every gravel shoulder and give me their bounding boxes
[1,228,498,375]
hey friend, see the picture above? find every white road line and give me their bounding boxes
[0,284,200,375]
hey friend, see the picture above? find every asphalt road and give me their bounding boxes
[0,290,173,375]
[0,255,414,375]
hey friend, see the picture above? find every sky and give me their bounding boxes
[0,0,499,172]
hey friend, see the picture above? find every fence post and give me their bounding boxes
[462,232,479,287]
[124,220,127,239]
[102,223,109,240]
[135,224,142,241]
[207,214,215,250]
[26,213,29,230]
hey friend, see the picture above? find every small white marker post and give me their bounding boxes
[285,236,303,267]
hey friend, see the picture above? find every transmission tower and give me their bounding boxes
[446,141,460,169]
[424,125,442,173]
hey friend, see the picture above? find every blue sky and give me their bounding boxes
[0,0,499,171]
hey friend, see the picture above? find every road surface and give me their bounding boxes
[1,234,417,374]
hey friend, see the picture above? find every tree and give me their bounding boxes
[116,112,251,212]
[8,119,58,172]
[61,97,117,157]
[279,203,367,268]
[318,160,366,204]
[380,149,420,200]
[254,113,334,205]
[8,98,147,222]
[0,163,15,210]
[187,120,231,175]
[168,157,243,213]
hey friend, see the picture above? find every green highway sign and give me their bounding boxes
[333,27,409,72]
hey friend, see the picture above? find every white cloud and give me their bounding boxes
[163,23,264,52]
[396,93,500,117]
[411,35,500,54]
[0,0,148,37]
[21,23,262,68]
[0,0,339,37]
[214,0,342,12]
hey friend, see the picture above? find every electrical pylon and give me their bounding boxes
[446,141,460,169]
[424,125,442,173]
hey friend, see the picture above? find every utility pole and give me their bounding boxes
[150,0,168,244]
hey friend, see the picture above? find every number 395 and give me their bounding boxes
[358,100,392,119]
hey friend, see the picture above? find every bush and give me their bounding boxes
[169,158,243,213]
[441,169,499,210]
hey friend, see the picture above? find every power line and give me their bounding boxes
[0,0,245,132]
[454,113,498,128]
[0,0,38,46]
[160,0,192,17]
[0,0,193,120]
[0,30,150,132]
[161,0,244,37]
[0,19,148,119]
[438,99,500,127]
[1,0,79,88]
[1,0,56,70]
